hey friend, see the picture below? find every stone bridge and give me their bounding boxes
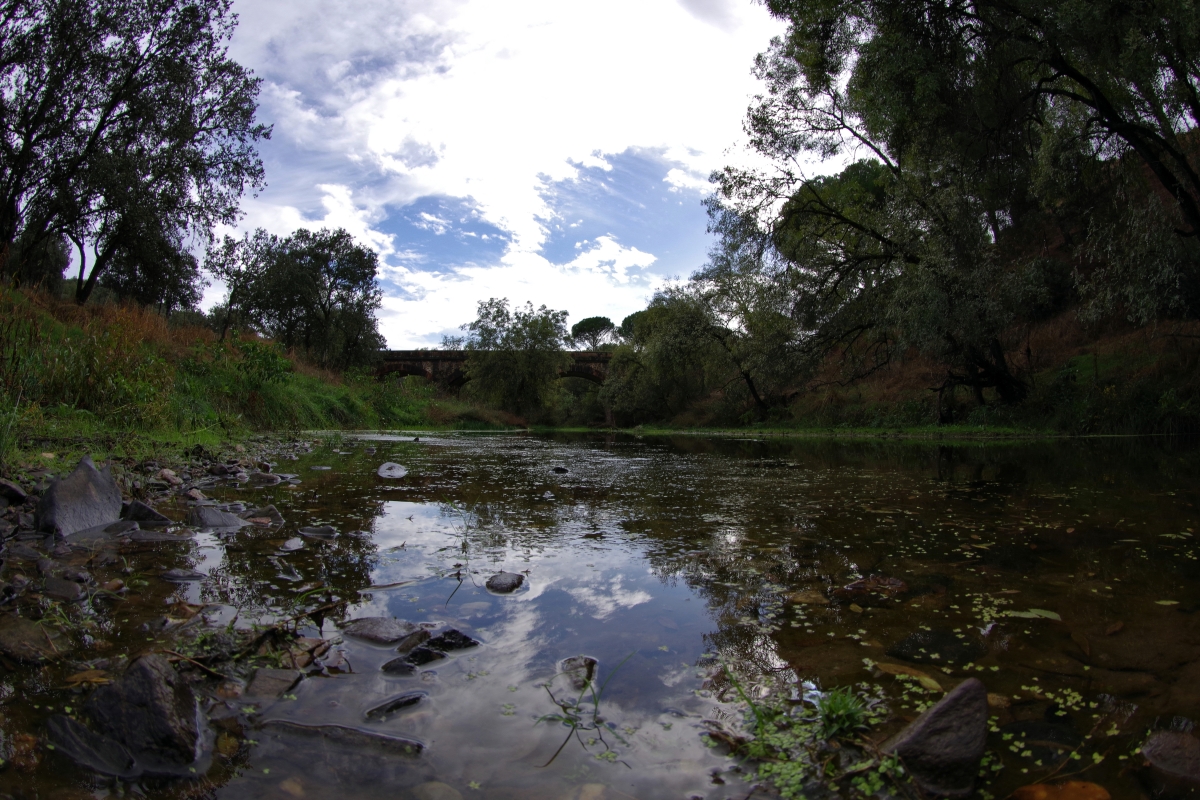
[377,350,613,388]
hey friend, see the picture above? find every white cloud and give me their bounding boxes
[228,0,785,345]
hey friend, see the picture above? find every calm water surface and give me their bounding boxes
[4,433,1200,800]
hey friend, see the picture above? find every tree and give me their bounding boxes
[569,316,616,350]
[97,217,205,313]
[209,227,385,369]
[0,0,269,303]
[462,298,570,416]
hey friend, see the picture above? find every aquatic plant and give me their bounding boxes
[813,686,868,740]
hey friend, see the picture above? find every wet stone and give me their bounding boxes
[245,668,300,699]
[0,478,28,504]
[427,629,479,652]
[405,646,446,667]
[122,500,171,526]
[243,504,285,525]
[279,537,304,552]
[44,576,85,602]
[999,718,1084,764]
[299,525,337,540]
[886,628,986,665]
[377,462,408,479]
[66,519,139,545]
[341,617,419,644]
[1138,731,1200,798]
[485,571,525,593]
[37,456,123,538]
[83,654,206,773]
[364,691,426,721]
[394,629,430,655]
[161,568,205,582]
[5,542,41,561]
[247,472,282,486]
[884,677,988,797]
[47,715,139,778]
[187,506,249,529]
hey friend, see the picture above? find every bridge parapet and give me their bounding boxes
[377,350,613,386]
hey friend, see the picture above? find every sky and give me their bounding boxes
[221,0,786,348]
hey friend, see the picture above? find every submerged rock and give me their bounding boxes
[0,614,64,663]
[37,456,122,538]
[341,617,419,644]
[242,504,285,526]
[46,715,139,778]
[485,571,525,593]
[161,568,205,582]
[186,506,249,529]
[245,668,300,699]
[298,525,338,540]
[260,720,423,755]
[394,629,430,655]
[1138,731,1200,798]
[883,677,988,797]
[377,463,408,479]
[999,718,1082,764]
[247,472,282,486]
[427,629,479,652]
[364,691,426,721]
[66,519,139,545]
[887,628,986,665]
[830,575,908,604]
[81,654,207,774]
[561,655,598,691]
[43,575,85,602]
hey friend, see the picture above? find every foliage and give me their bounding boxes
[207,227,385,369]
[461,298,571,417]
[0,0,269,305]
[569,316,616,350]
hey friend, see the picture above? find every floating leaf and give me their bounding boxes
[849,603,864,614]
[1156,600,1179,606]
[873,662,942,691]
[1006,609,1061,620]
[1011,781,1111,800]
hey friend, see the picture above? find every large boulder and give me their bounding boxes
[884,678,988,797]
[37,457,122,538]
[82,654,206,773]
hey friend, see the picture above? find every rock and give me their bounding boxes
[261,719,422,755]
[561,655,598,691]
[82,654,205,772]
[364,691,426,721]
[485,571,525,593]
[883,677,988,797]
[376,463,408,479]
[0,478,27,503]
[186,506,249,529]
[1138,731,1200,798]
[412,781,463,800]
[247,472,281,486]
[241,505,284,526]
[341,617,419,644]
[406,646,446,666]
[380,657,418,675]
[830,575,908,604]
[887,629,986,665]
[427,629,479,652]
[37,456,122,538]
[394,629,430,655]
[998,718,1082,764]
[66,520,139,545]
[552,466,569,474]
[1012,783,1111,800]
[298,525,337,539]
[161,568,205,582]
[0,614,63,662]
[47,714,139,778]
[129,529,193,543]
[5,542,42,561]
[44,576,85,602]
[245,668,300,699]
[122,500,171,526]
[279,537,304,552]
[156,468,183,487]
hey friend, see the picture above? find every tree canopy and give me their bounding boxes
[461,298,570,417]
[569,316,616,350]
[0,0,269,304]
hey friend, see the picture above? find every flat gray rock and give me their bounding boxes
[341,617,419,644]
[485,571,525,594]
[299,525,337,540]
[377,463,408,479]
[242,504,285,525]
[1139,731,1200,798]
[122,500,171,526]
[186,506,249,529]
[245,668,300,698]
[161,568,205,582]
[66,520,139,545]
[279,537,304,552]
[247,472,282,486]
[44,576,85,602]
[37,456,122,537]
[884,677,987,797]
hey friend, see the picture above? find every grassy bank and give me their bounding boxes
[0,287,520,469]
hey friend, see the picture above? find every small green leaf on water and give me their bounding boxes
[469,781,481,790]
[658,645,669,651]
[1157,600,1180,605]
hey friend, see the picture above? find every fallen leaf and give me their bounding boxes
[1104,621,1124,636]
[1007,609,1062,621]
[64,669,110,686]
[987,692,1011,709]
[874,662,942,691]
[1071,631,1091,656]
[1066,527,1076,533]
[787,591,829,606]
[849,603,864,614]
[1157,600,1180,606]
[1011,781,1111,800]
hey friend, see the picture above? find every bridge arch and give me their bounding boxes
[377,350,613,386]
